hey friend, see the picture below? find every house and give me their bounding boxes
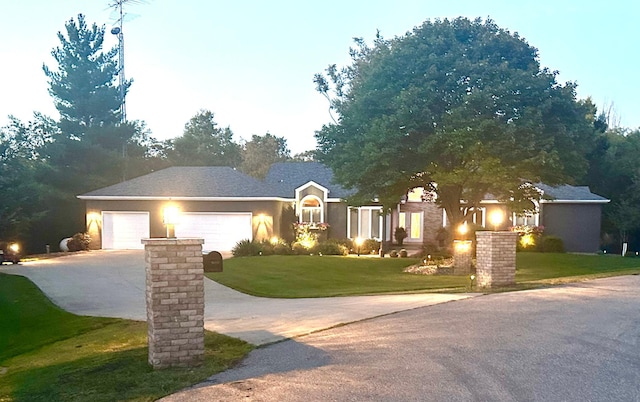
[78,162,609,253]
[393,183,610,253]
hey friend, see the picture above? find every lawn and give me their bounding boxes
[208,253,640,298]
[0,273,253,402]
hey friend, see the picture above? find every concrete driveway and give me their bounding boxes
[0,250,475,345]
[162,274,640,401]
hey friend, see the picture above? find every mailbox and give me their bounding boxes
[203,251,223,272]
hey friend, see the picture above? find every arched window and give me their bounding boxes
[299,196,323,223]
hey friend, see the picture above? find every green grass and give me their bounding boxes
[0,273,253,402]
[210,255,469,297]
[515,252,640,283]
[208,253,640,298]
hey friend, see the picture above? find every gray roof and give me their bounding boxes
[264,162,354,199]
[79,166,274,198]
[536,183,609,202]
[79,163,353,199]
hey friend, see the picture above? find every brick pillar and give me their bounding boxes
[142,238,205,369]
[475,231,517,288]
[453,240,472,275]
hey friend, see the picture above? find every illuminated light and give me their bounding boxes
[454,241,471,253]
[163,206,180,238]
[299,234,316,250]
[9,243,19,253]
[520,234,536,248]
[258,214,266,224]
[163,206,180,225]
[489,210,504,231]
[354,237,365,256]
[458,222,468,236]
[270,236,279,245]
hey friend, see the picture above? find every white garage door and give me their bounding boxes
[175,213,252,251]
[102,212,150,250]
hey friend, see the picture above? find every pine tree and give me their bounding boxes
[43,13,130,136]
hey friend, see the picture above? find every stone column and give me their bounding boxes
[453,240,472,275]
[142,238,205,369]
[475,231,517,288]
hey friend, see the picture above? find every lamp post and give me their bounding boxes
[163,206,180,238]
[458,222,468,240]
[489,210,504,231]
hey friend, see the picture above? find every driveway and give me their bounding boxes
[0,250,475,345]
[162,274,640,401]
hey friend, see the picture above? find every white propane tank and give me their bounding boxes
[59,238,71,252]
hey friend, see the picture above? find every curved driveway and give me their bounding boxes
[163,274,640,401]
[1,250,475,345]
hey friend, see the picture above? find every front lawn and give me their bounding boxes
[0,273,253,402]
[208,253,640,298]
[212,255,467,297]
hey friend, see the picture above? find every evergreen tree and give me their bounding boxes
[43,13,130,136]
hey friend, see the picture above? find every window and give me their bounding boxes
[513,211,539,226]
[348,207,383,240]
[398,212,406,229]
[410,212,422,239]
[300,196,323,223]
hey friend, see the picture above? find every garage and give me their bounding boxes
[175,213,252,251]
[102,212,150,250]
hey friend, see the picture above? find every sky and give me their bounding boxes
[1,1,638,154]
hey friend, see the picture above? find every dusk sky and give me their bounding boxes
[1,0,637,154]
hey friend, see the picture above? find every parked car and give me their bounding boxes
[0,241,21,264]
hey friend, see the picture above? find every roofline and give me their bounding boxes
[77,195,346,202]
[476,199,610,204]
[540,199,610,204]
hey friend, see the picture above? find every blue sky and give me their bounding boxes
[1,1,637,154]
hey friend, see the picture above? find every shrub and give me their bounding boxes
[399,249,408,258]
[394,227,407,246]
[540,236,565,253]
[272,242,293,255]
[291,242,310,255]
[314,241,349,256]
[232,239,263,257]
[389,250,398,258]
[66,232,91,252]
[362,239,381,254]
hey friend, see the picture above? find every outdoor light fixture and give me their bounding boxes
[270,236,279,245]
[489,210,504,231]
[355,237,364,256]
[458,222,468,239]
[163,206,180,238]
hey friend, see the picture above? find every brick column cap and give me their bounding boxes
[142,238,205,246]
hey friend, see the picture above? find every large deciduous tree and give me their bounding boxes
[43,13,129,136]
[166,110,241,166]
[240,133,291,179]
[586,127,640,251]
[314,17,599,229]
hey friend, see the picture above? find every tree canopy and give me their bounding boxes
[43,14,129,136]
[315,17,599,228]
[166,110,242,167]
[240,133,291,179]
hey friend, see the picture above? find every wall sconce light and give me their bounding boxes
[163,206,180,238]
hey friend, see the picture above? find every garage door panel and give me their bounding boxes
[102,212,150,250]
[175,213,252,251]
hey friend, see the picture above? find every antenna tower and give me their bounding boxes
[108,0,146,122]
